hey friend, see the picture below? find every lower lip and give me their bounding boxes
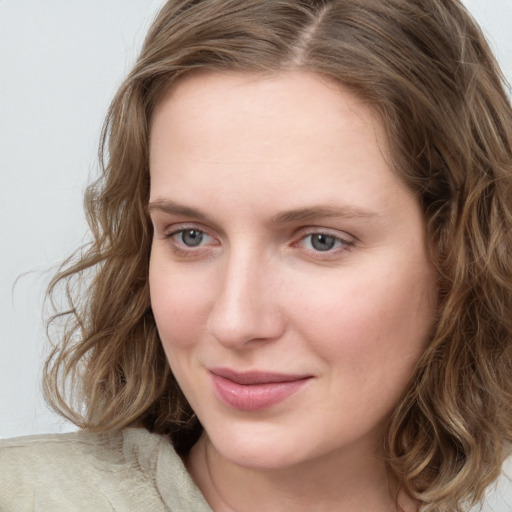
[210,374,311,411]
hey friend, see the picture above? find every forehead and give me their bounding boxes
[150,71,389,170]
[148,70,410,218]
[151,70,382,145]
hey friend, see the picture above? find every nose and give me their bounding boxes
[207,249,286,349]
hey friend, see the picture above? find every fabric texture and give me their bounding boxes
[3,428,512,511]
[0,428,213,512]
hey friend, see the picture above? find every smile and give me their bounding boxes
[209,368,312,411]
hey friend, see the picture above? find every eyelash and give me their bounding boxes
[295,231,355,257]
[163,226,354,259]
[164,227,217,257]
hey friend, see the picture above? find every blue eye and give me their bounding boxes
[303,233,343,252]
[309,233,338,251]
[179,229,204,247]
[166,228,218,256]
[298,232,353,255]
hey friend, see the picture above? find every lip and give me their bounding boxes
[209,368,312,411]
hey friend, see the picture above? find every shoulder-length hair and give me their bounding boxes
[44,1,512,510]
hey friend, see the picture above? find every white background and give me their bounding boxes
[1,0,511,508]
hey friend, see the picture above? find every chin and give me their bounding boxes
[206,423,310,470]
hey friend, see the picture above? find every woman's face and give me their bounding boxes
[149,71,436,470]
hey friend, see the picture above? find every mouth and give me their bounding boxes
[209,367,312,411]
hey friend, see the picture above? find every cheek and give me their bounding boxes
[149,254,211,351]
[288,262,435,383]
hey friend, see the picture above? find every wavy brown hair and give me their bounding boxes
[44,0,512,510]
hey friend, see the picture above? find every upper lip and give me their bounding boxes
[210,367,312,385]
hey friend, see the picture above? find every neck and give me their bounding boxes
[186,434,418,512]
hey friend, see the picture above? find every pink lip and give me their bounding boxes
[210,368,312,411]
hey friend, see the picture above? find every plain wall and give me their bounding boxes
[1,0,167,437]
[1,0,511,508]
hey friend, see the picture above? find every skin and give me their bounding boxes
[148,71,436,512]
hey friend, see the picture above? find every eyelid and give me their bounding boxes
[162,223,220,257]
[150,209,225,239]
[163,221,214,238]
[157,221,355,260]
[292,227,356,258]
[296,226,356,243]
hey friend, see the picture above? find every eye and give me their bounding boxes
[164,226,218,256]
[307,233,339,252]
[297,231,354,255]
[177,229,205,247]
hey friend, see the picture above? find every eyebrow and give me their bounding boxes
[147,199,209,220]
[147,199,378,224]
[271,205,378,223]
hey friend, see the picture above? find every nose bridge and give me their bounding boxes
[207,243,283,347]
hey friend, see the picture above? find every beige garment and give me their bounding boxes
[0,428,213,512]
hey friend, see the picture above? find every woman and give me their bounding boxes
[2,1,512,511]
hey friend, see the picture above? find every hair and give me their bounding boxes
[43,0,512,510]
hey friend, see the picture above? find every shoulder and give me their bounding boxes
[0,428,169,512]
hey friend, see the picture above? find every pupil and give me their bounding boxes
[182,230,203,247]
[311,234,335,251]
